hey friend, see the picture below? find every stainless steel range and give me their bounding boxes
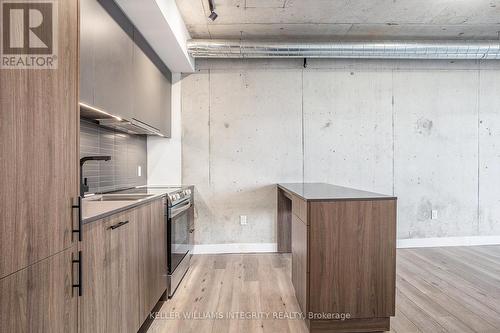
[166,186,194,297]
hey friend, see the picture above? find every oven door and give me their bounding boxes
[168,197,193,274]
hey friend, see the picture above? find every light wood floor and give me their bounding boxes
[147,246,500,333]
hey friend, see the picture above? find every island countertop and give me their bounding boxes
[278,182,396,201]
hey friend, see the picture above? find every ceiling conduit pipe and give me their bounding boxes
[187,39,500,60]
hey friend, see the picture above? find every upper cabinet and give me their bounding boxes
[80,0,134,120]
[93,1,134,121]
[80,0,94,105]
[132,43,171,136]
[80,0,171,137]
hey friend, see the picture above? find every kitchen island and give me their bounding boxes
[277,183,397,333]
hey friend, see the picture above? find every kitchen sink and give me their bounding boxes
[87,194,155,201]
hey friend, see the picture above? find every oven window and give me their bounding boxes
[170,210,189,272]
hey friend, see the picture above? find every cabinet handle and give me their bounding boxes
[72,196,82,241]
[108,220,129,230]
[72,251,83,297]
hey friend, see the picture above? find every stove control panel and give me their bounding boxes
[168,188,192,204]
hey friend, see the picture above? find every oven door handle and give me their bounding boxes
[170,200,192,218]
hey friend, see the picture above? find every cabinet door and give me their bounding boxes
[137,200,167,321]
[0,246,78,333]
[92,0,134,120]
[132,43,165,132]
[81,212,140,333]
[309,200,397,318]
[107,212,140,332]
[0,0,79,279]
[291,215,308,313]
[158,73,172,137]
[79,0,96,105]
[80,218,107,332]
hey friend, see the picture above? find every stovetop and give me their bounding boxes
[112,185,192,206]
[112,186,182,195]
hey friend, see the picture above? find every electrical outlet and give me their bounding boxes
[431,210,438,219]
[137,166,142,177]
[240,215,247,225]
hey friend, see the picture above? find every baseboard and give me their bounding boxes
[192,236,500,254]
[192,243,277,254]
[397,235,500,248]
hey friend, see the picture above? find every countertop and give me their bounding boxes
[278,183,396,201]
[81,187,179,224]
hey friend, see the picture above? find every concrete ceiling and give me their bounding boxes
[176,0,500,40]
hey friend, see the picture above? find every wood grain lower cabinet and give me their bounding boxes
[81,199,167,332]
[80,211,140,333]
[137,200,167,321]
[0,246,78,333]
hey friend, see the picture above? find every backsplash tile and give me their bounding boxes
[80,119,147,194]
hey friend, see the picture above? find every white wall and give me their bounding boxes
[182,59,500,246]
[147,73,182,185]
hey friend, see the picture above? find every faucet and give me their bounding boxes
[80,156,111,197]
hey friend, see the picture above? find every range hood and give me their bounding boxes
[98,118,163,136]
[79,102,164,136]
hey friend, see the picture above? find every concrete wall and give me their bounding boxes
[181,59,500,245]
[148,73,182,185]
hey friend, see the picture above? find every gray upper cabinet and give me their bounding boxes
[92,2,134,120]
[79,0,95,105]
[132,44,171,136]
[80,0,171,137]
[80,0,133,120]
[159,69,172,137]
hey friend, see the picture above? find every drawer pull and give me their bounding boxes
[72,251,82,297]
[72,196,82,241]
[108,220,129,230]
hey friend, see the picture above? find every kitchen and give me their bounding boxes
[1,0,500,333]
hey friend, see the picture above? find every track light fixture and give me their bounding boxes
[208,0,218,21]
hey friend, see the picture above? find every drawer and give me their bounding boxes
[292,195,308,223]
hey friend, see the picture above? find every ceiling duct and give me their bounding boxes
[187,39,500,60]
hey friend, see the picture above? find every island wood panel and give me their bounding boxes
[0,246,78,333]
[291,214,309,313]
[80,211,140,333]
[291,195,308,223]
[137,199,167,321]
[277,189,292,253]
[0,0,79,279]
[308,199,397,319]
